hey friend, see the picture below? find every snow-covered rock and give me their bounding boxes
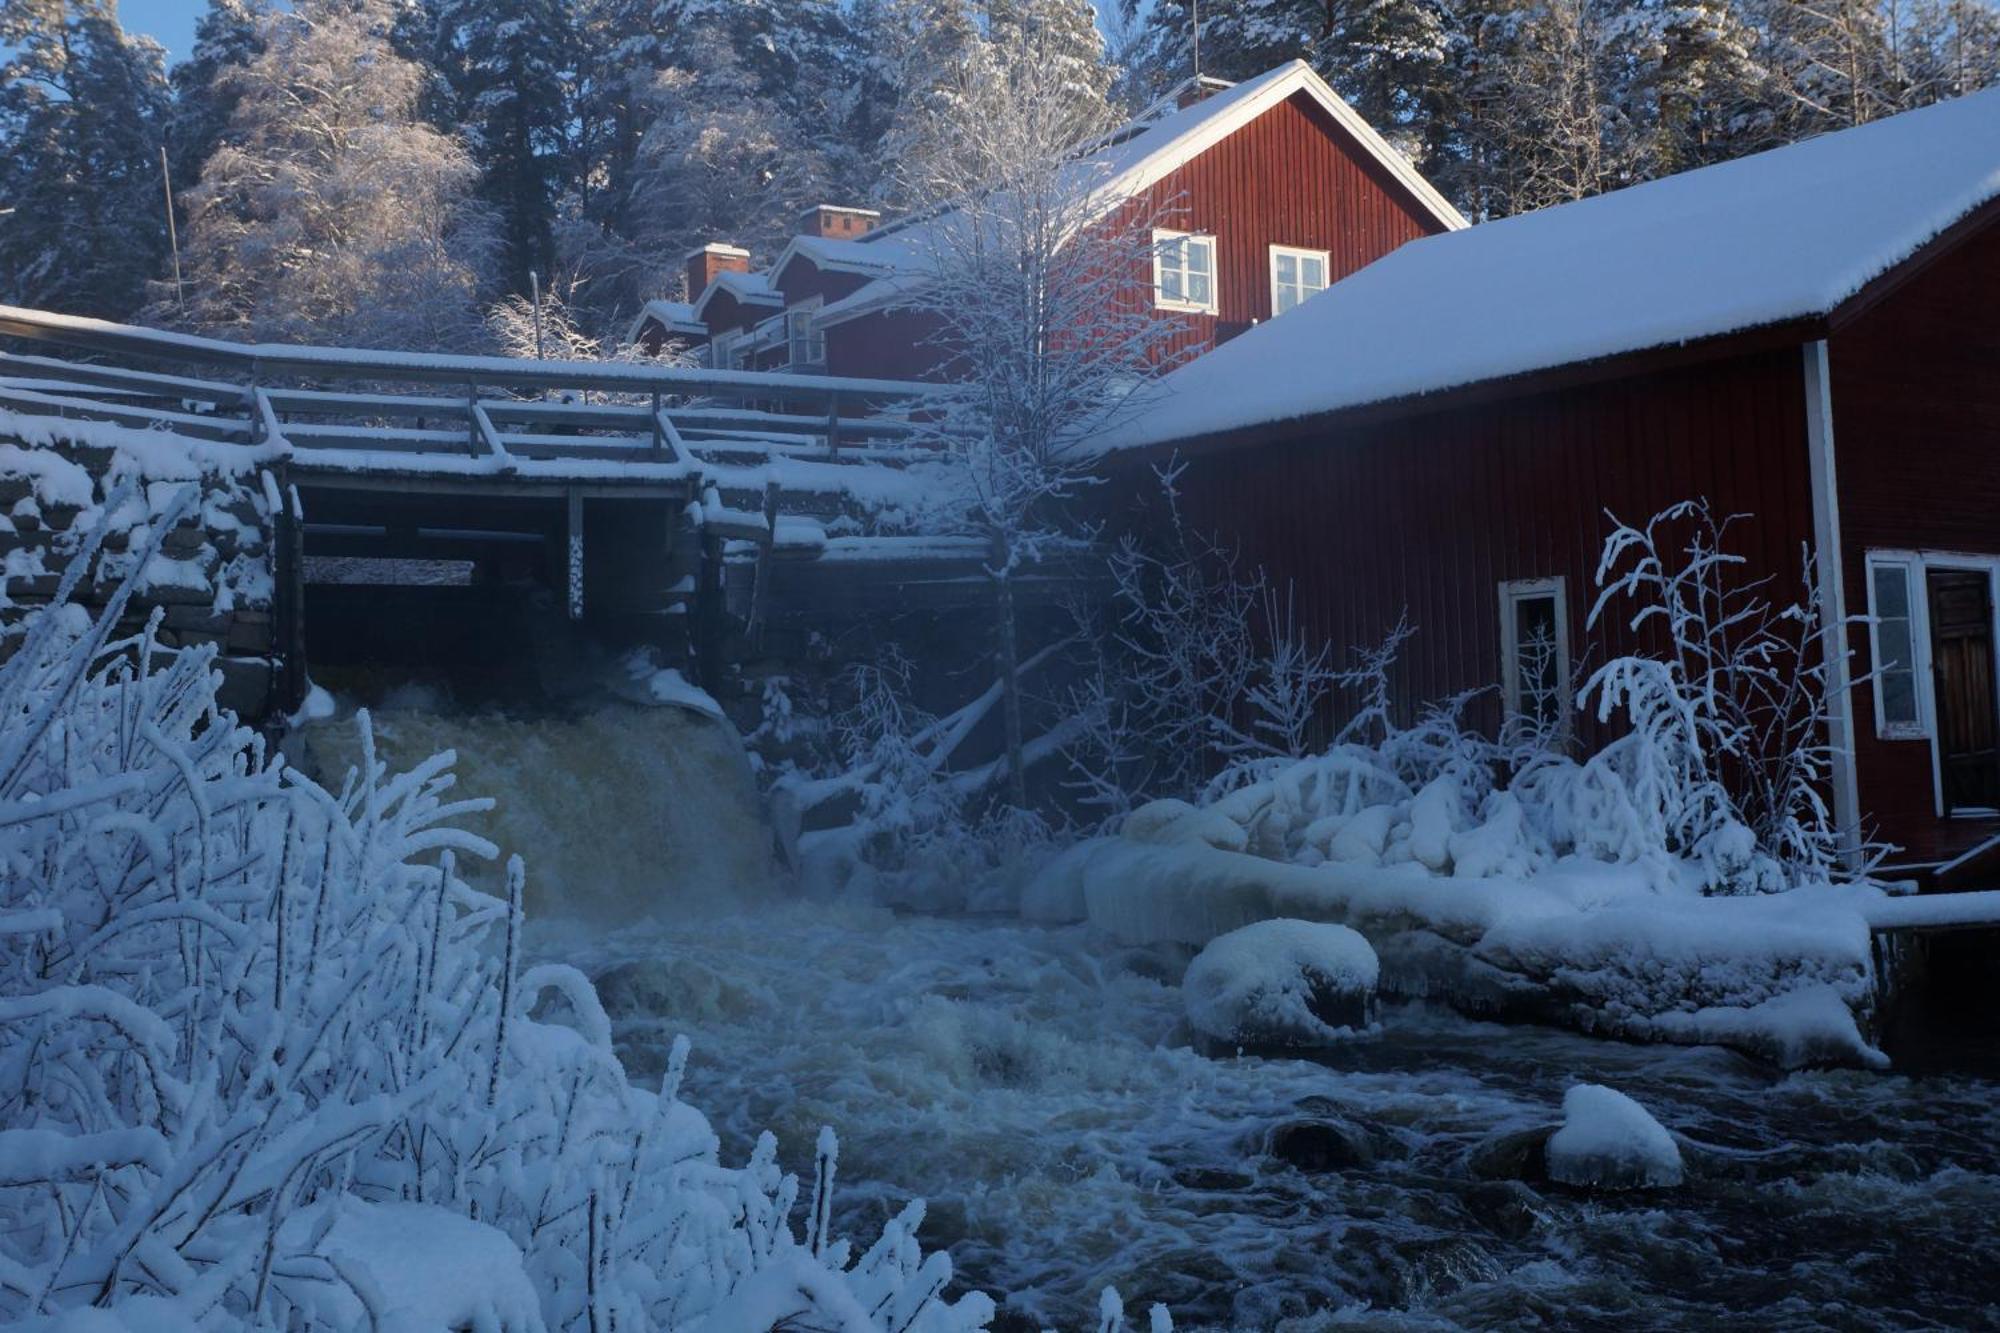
[1124,798,1249,852]
[1182,918,1379,1046]
[1545,1084,1683,1190]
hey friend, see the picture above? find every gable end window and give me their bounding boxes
[1154,229,1217,314]
[1269,245,1329,316]
[786,304,825,371]
[1866,555,1926,738]
[1499,577,1571,734]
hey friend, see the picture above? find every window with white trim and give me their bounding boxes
[786,302,825,370]
[1153,229,1217,313]
[1866,555,1925,737]
[1499,578,1570,733]
[1269,245,1329,315]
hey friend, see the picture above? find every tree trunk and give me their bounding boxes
[991,527,1029,810]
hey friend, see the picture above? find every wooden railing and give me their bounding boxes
[0,304,943,475]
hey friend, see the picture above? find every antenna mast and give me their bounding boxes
[159,146,184,309]
[1192,0,1201,80]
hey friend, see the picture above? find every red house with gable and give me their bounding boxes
[1095,88,2000,880]
[628,62,1466,380]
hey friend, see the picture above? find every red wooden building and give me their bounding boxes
[1097,88,2000,877]
[628,62,1465,379]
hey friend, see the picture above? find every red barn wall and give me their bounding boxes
[1831,215,2000,864]
[1115,348,1815,744]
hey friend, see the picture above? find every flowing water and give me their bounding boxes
[301,700,2000,1331]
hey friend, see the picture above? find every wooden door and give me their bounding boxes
[1927,569,2000,811]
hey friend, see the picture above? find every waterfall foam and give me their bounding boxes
[294,698,780,923]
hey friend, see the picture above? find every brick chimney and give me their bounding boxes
[684,243,751,299]
[798,205,881,241]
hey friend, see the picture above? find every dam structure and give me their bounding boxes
[0,304,1025,719]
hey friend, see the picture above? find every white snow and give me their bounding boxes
[1182,918,1380,1046]
[1545,1083,1684,1189]
[1099,85,2000,453]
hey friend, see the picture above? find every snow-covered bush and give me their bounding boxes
[0,507,991,1331]
[1096,497,1861,896]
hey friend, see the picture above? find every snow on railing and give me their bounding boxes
[0,303,944,484]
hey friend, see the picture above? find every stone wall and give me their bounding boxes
[0,409,289,720]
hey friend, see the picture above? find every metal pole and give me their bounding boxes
[1192,0,1201,81]
[530,269,545,360]
[160,146,185,309]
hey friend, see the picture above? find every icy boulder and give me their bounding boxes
[1545,1083,1683,1190]
[1183,919,1380,1047]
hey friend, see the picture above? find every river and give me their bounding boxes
[299,701,2000,1331]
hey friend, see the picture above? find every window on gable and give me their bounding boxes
[786,306,825,370]
[1270,245,1330,316]
[1499,578,1570,735]
[1867,555,1925,737]
[1154,229,1217,313]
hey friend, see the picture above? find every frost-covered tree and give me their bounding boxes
[898,20,1166,807]
[425,0,574,294]
[0,0,172,318]
[619,0,872,272]
[171,0,498,349]
[166,0,269,191]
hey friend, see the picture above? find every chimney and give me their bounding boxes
[798,205,882,241]
[1177,75,1235,109]
[684,243,751,299]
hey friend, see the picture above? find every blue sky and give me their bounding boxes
[121,0,202,65]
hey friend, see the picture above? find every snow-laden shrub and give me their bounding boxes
[0,500,991,1331]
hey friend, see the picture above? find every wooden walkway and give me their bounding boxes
[0,304,962,707]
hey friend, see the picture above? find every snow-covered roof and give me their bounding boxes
[626,299,705,344]
[1100,87,2000,454]
[691,270,783,322]
[816,60,1465,328]
[767,233,917,287]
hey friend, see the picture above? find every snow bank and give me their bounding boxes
[1030,796,1889,1067]
[1545,1084,1683,1190]
[1182,919,1379,1046]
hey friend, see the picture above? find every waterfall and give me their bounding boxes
[293,697,781,924]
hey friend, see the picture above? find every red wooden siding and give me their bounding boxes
[1831,215,2000,864]
[1115,347,1814,743]
[1114,90,1444,367]
[773,260,871,311]
[823,90,1445,380]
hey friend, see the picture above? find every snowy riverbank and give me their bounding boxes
[1023,799,1901,1069]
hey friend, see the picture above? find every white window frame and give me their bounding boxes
[1864,551,1930,742]
[1498,576,1571,732]
[1152,229,1218,314]
[1268,244,1330,316]
[785,299,825,370]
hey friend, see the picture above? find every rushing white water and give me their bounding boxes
[293,698,779,922]
[300,701,2000,1330]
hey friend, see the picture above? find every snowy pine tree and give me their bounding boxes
[166,0,268,191]
[425,0,574,295]
[0,0,172,318]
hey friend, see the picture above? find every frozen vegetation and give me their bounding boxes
[0,515,995,1332]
